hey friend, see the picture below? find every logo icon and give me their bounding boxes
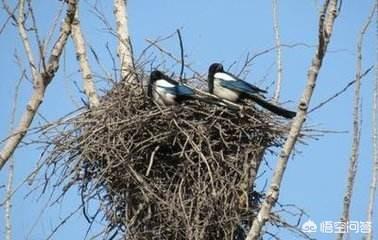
[302,219,317,233]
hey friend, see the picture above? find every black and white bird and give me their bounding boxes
[208,63,296,119]
[148,70,195,105]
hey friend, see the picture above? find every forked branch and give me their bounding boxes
[0,0,77,170]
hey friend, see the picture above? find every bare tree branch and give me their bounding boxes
[337,4,376,240]
[3,75,23,240]
[113,0,134,82]
[366,2,378,240]
[3,55,25,240]
[245,1,340,239]
[272,0,283,102]
[18,0,38,80]
[71,5,100,108]
[177,29,185,83]
[0,0,77,170]
[309,66,373,114]
[4,158,14,240]
[0,0,17,35]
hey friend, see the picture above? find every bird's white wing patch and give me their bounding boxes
[155,79,175,87]
[214,72,235,81]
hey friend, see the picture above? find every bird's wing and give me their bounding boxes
[154,79,177,95]
[215,72,267,95]
[157,75,193,97]
[218,78,266,96]
[155,81,193,97]
[158,86,177,95]
[176,85,194,96]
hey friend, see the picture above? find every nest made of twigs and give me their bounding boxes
[43,74,291,240]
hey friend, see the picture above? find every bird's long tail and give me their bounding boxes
[248,95,296,119]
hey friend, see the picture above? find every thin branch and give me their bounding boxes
[337,4,376,240]
[0,0,77,170]
[177,29,185,83]
[236,42,315,78]
[308,66,373,114]
[245,1,339,239]
[18,0,38,80]
[4,158,13,240]
[71,5,100,108]
[3,70,23,240]
[0,0,17,35]
[366,2,378,240]
[45,204,84,240]
[145,38,204,79]
[272,0,283,102]
[26,0,46,72]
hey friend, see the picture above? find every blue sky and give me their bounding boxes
[0,0,377,239]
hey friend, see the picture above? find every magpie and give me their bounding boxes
[148,70,195,105]
[208,63,296,119]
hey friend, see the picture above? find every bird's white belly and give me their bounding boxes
[213,80,239,102]
[153,87,176,105]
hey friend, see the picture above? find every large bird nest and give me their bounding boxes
[43,72,293,240]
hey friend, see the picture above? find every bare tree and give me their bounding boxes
[337,3,377,240]
[0,0,77,170]
[245,1,340,239]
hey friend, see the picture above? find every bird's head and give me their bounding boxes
[150,70,165,83]
[208,63,224,77]
[208,63,224,93]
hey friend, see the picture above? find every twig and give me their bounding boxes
[146,146,159,176]
[245,1,340,239]
[45,204,83,240]
[176,29,185,83]
[237,43,314,77]
[309,66,373,114]
[27,0,46,72]
[0,0,17,35]
[145,38,204,79]
[337,4,376,240]
[18,0,38,80]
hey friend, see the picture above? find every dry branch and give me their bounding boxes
[366,2,378,240]
[114,0,134,83]
[17,0,38,80]
[245,1,340,239]
[309,66,373,114]
[337,4,376,240]
[0,0,77,170]
[272,0,283,102]
[71,6,100,108]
